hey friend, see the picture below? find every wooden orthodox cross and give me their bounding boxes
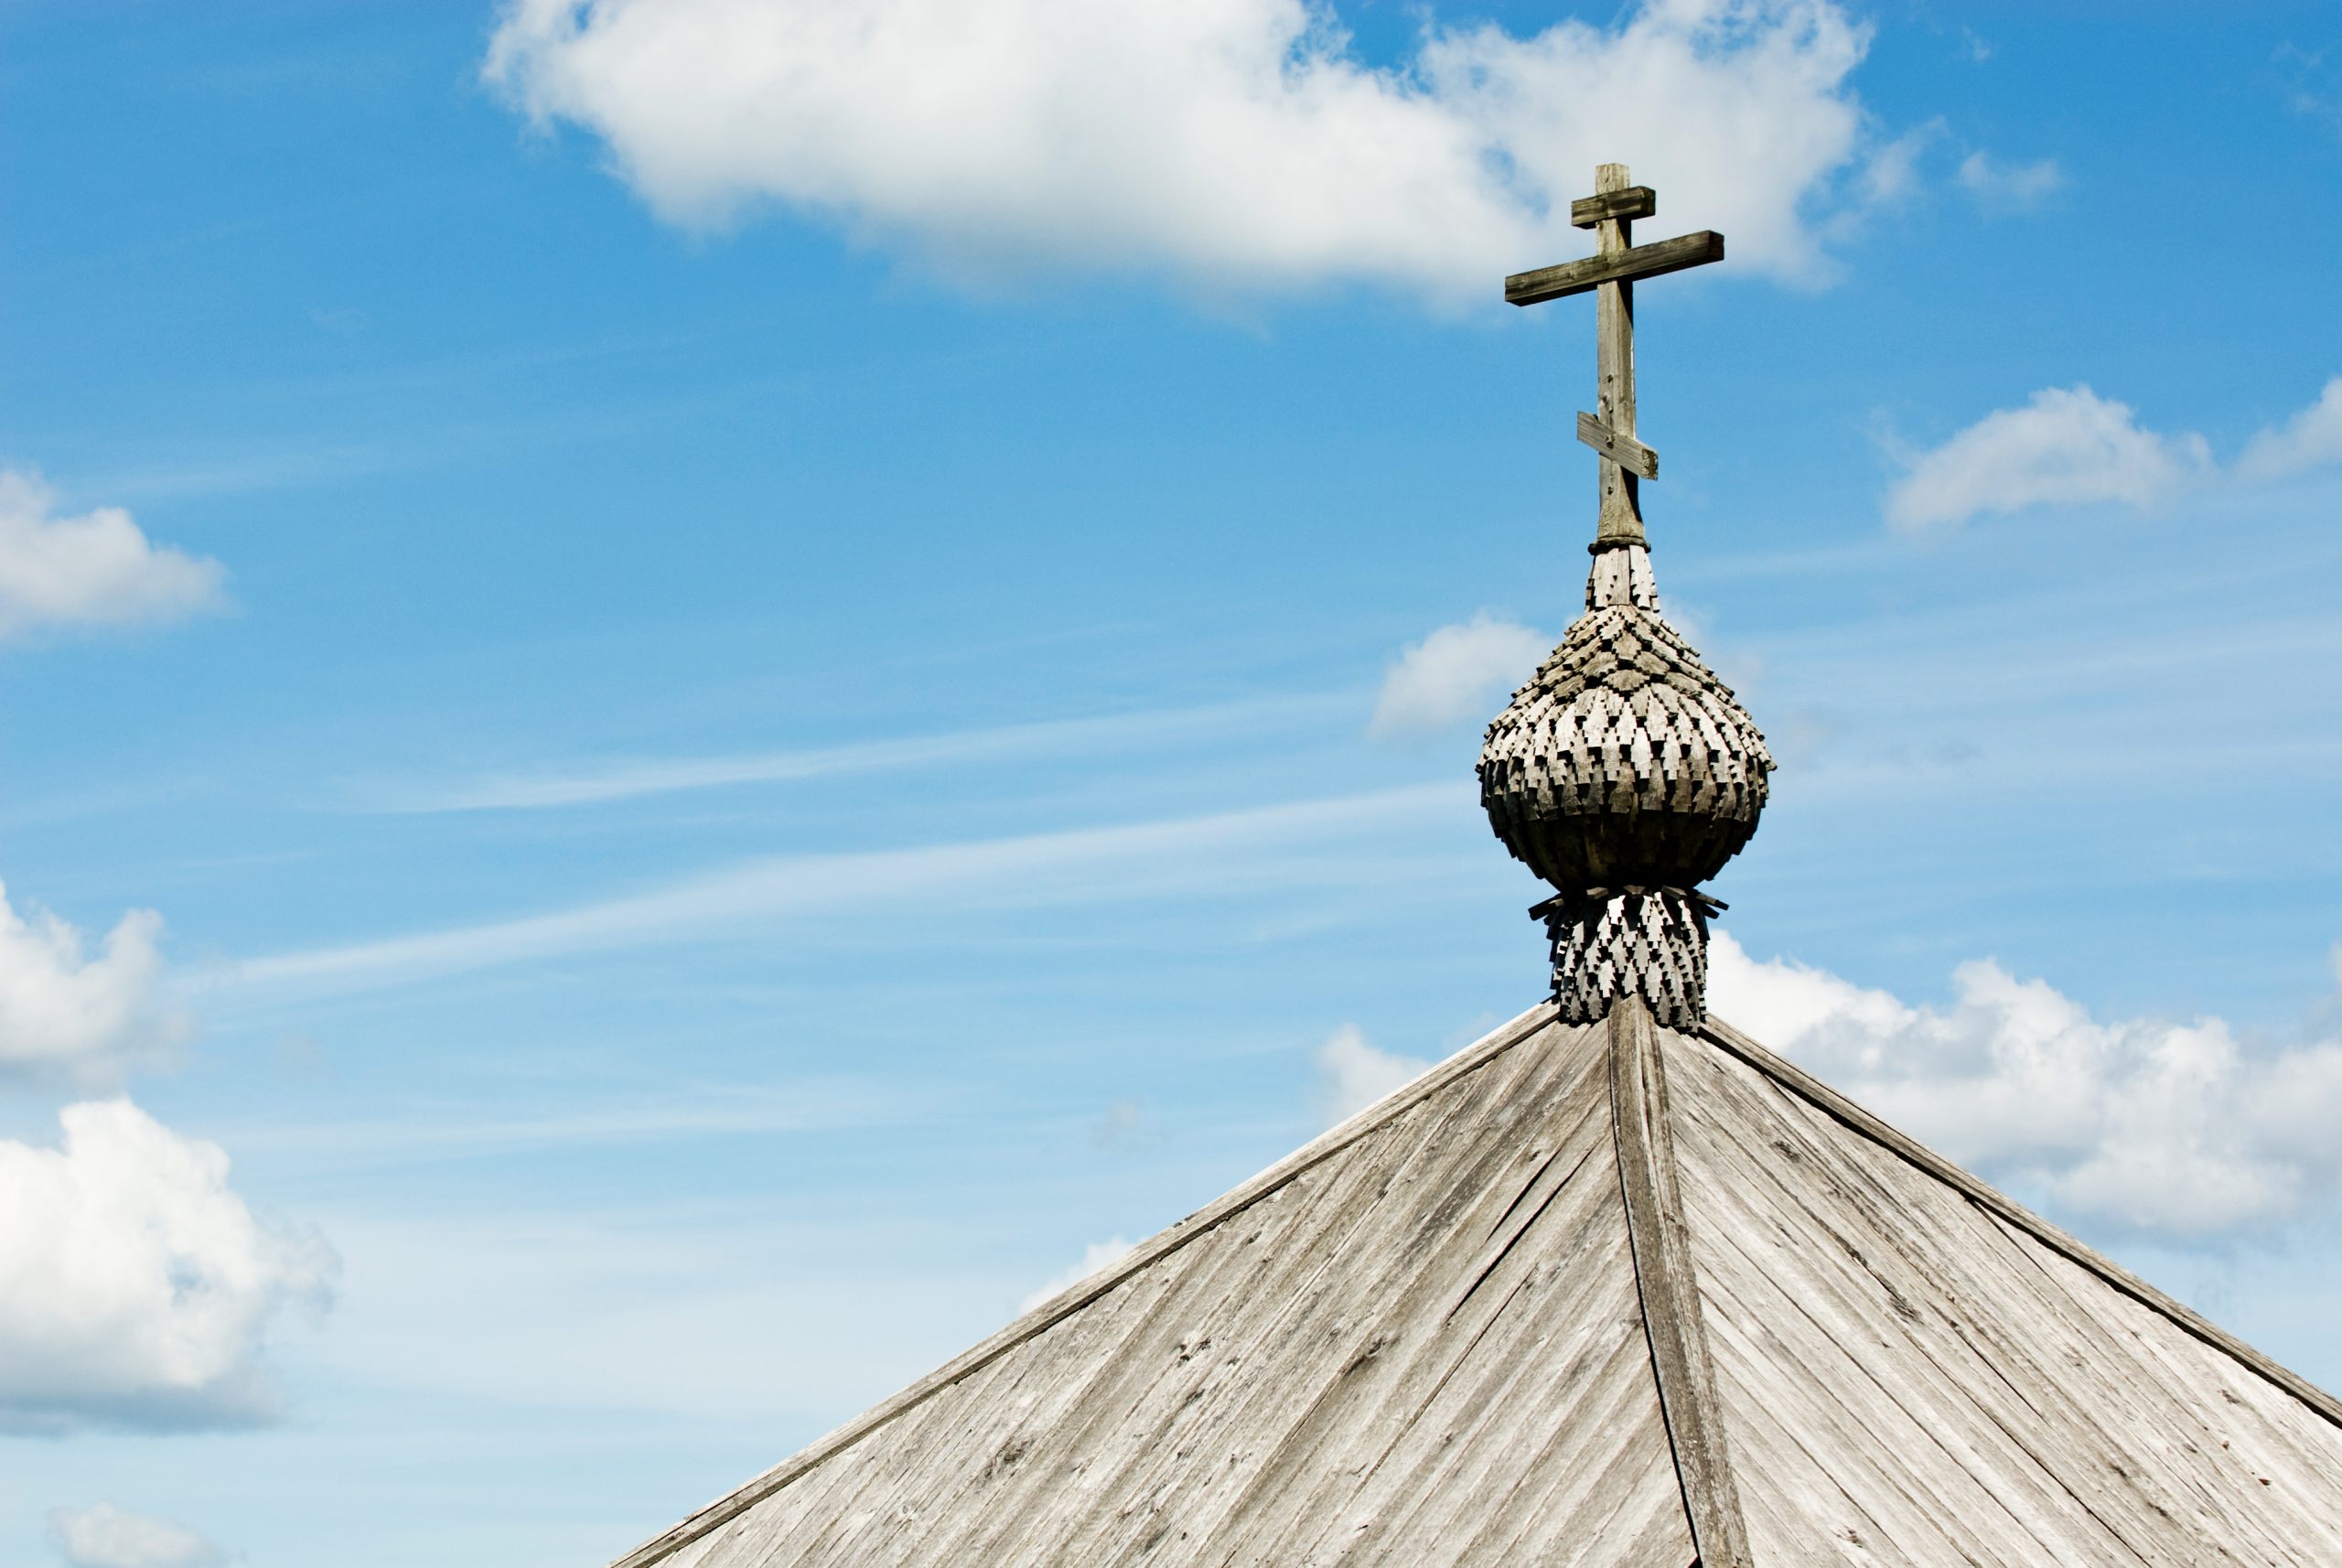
[1507,164,1724,548]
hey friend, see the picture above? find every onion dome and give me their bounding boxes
[1478,543,1771,895]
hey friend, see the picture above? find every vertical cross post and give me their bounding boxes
[1592,163,1643,548]
[1504,165,1723,554]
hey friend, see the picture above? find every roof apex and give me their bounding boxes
[607,1004,2342,1568]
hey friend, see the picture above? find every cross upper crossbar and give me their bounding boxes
[1507,163,1724,548]
[1569,185,1657,229]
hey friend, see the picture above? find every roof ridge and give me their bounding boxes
[1698,1014,2342,1434]
[1607,998,1754,1568]
[606,1002,1567,1568]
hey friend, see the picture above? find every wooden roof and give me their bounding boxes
[607,1005,2342,1568]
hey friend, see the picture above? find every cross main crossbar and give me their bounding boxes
[1504,231,1724,307]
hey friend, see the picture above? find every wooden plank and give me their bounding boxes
[1149,1028,1622,1562]
[962,1032,1591,1567]
[1572,185,1657,229]
[743,1011,1692,1568]
[1578,412,1660,479]
[746,1072,1485,1568]
[1505,231,1724,306]
[1664,1033,2186,1564]
[844,1026,1591,1568]
[1590,165,1645,542]
[1698,1015,2342,1434]
[1673,1024,2342,1565]
[604,1003,1563,1568]
[1607,996,1753,1568]
[2001,1216,2342,1561]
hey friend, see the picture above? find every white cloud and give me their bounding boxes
[2237,376,2342,483]
[484,0,1875,302]
[1019,1235,1135,1312]
[1956,149,2062,210]
[1884,378,2342,530]
[0,471,225,639]
[1884,385,2211,532]
[1315,1023,1431,1126]
[0,883,187,1085]
[0,1100,336,1432]
[48,1503,221,1568]
[1709,932,2342,1238]
[1369,614,1550,742]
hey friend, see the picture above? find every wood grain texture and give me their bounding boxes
[1573,185,1658,228]
[607,1007,1701,1568]
[1577,413,1659,479]
[1607,998,1753,1568]
[1700,1015,2342,1434]
[1503,231,1724,306]
[607,1002,1558,1568]
[1667,1022,2342,1565]
[1590,163,1645,544]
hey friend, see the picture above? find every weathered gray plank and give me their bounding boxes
[1665,1033,2184,1564]
[1578,412,1659,479]
[1572,185,1657,229]
[1671,1022,2342,1565]
[2004,1216,2342,1560]
[1608,998,1751,1568]
[965,1030,1588,1566]
[1152,1024,1643,1563]
[609,1011,1697,1568]
[1700,1014,2342,1433]
[851,1034,1571,1568]
[1590,164,1644,543]
[1281,1098,1646,1558]
[1504,231,1724,306]
[605,1004,1560,1568]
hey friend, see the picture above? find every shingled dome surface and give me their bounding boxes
[1479,588,1772,892]
[607,1007,2342,1568]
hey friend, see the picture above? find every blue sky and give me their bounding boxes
[5,1,2342,1563]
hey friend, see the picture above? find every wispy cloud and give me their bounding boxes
[1368,614,1550,744]
[222,784,1469,997]
[1884,385,2211,532]
[1019,1235,1136,1312]
[1314,1023,1432,1126]
[1956,149,2063,210]
[48,1502,221,1568]
[1712,933,2342,1238]
[485,0,1877,301]
[360,693,1350,812]
[212,1079,931,1170]
[1885,377,2342,531]
[2237,376,2342,483]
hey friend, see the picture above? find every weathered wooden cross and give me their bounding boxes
[1506,163,1724,548]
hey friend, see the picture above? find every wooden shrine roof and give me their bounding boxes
[606,1006,2342,1568]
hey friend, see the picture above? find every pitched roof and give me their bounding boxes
[607,1006,2342,1568]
